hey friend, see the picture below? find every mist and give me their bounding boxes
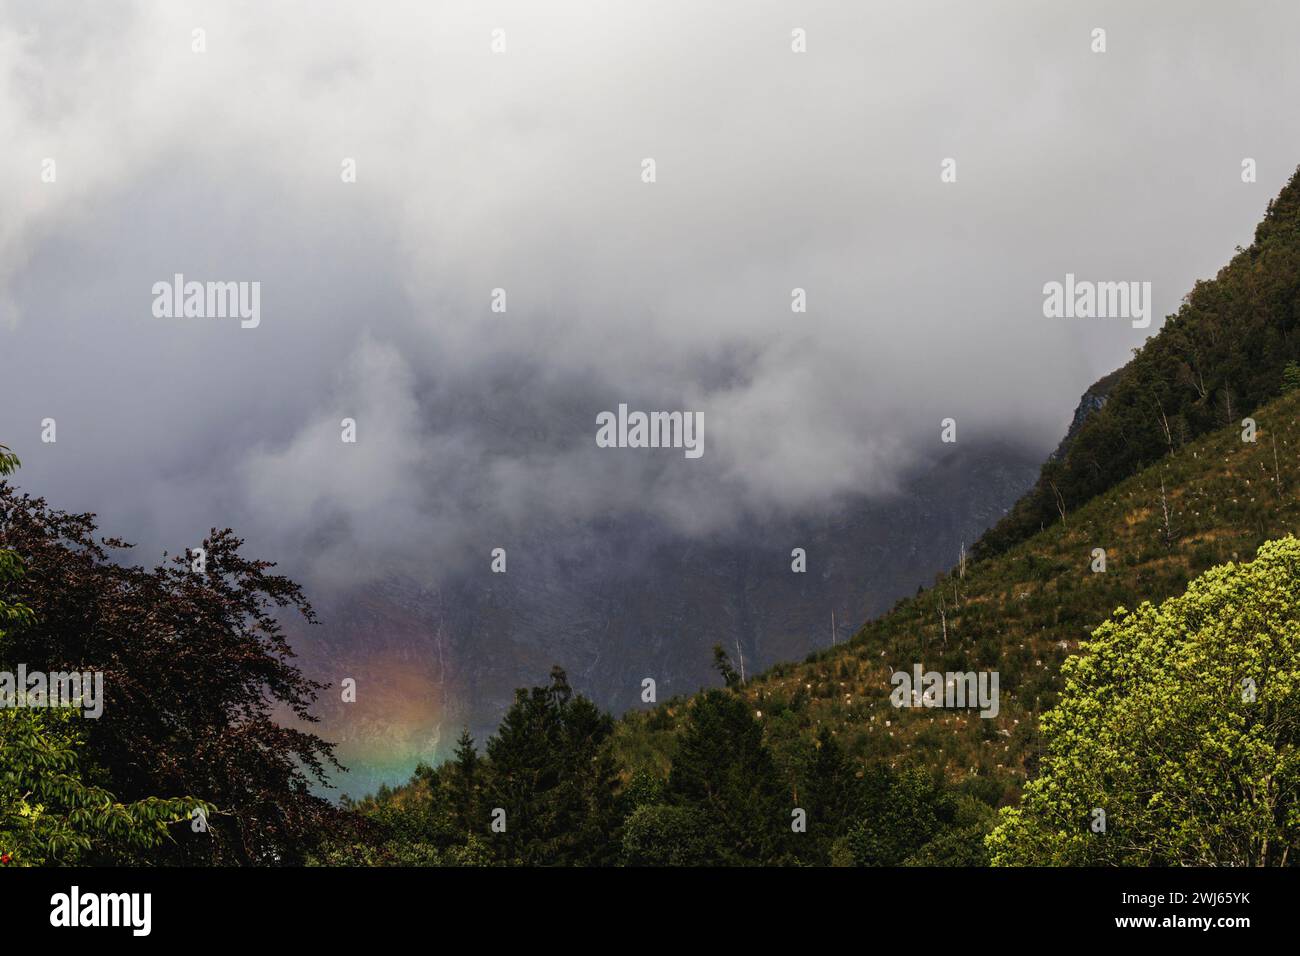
[4,0,1300,593]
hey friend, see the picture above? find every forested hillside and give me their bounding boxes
[321,368,1300,866]
[975,166,1300,559]
[8,173,1300,868]
[618,382,1300,795]
[324,170,1300,866]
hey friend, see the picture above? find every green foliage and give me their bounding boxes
[0,485,341,864]
[666,690,790,864]
[621,804,712,866]
[988,536,1300,865]
[484,667,622,865]
[843,766,951,866]
[0,707,206,865]
[712,644,741,690]
[620,766,667,811]
[801,728,856,863]
[0,445,206,865]
[307,789,492,866]
[308,758,501,866]
[1284,361,1300,393]
[449,728,480,832]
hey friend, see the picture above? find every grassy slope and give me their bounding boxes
[615,386,1300,801]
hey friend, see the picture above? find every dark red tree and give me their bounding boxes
[0,484,344,864]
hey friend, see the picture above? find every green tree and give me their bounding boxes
[449,728,480,833]
[711,644,741,690]
[621,804,712,866]
[667,690,789,864]
[902,793,996,866]
[802,727,856,863]
[484,667,621,865]
[988,536,1300,865]
[843,765,950,866]
[1283,360,1300,393]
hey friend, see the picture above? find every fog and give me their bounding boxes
[3,0,1299,590]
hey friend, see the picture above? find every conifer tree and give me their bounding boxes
[803,727,856,863]
[450,728,480,833]
[667,690,789,864]
[484,667,621,865]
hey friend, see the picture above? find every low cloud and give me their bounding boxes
[3,0,1300,590]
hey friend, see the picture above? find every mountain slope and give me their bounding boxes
[975,166,1300,561]
[616,383,1300,798]
[295,439,1040,797]
[337,169,1300,866]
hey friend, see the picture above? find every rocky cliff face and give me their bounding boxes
[1047,368,1123,464]
[290,439,1042,798]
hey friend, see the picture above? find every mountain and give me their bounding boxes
[612,167,1300,798]
[318,168,1300,802]
[325,168,1300,867]
[292,439,1042,797]
[975,167,1300,561]
[336,375,1300,863]
[1046,368,1123,464]
[617,381,1300,796]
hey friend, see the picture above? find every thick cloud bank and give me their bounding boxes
[3,0,1300,590]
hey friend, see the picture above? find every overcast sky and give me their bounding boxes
[3,0,1300,588]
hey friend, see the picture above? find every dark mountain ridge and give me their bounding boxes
[296,437,1041,797]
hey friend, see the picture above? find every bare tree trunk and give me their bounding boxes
[1273,433,1283,495]
[1153,397,1173,451]
[1048,480,1067,525]
[1221,388,1235,425]
[1159,477,1175,549]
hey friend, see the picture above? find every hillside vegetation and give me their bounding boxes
[976,166,1300,559]
[615,382,1300,804]
[11,175,1300,868]
[988,534,1300,866]
[610,167,1300,809]
[324,169,1300,866]
[329,386,1300,865]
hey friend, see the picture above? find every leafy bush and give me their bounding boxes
[988,536,1300,865]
